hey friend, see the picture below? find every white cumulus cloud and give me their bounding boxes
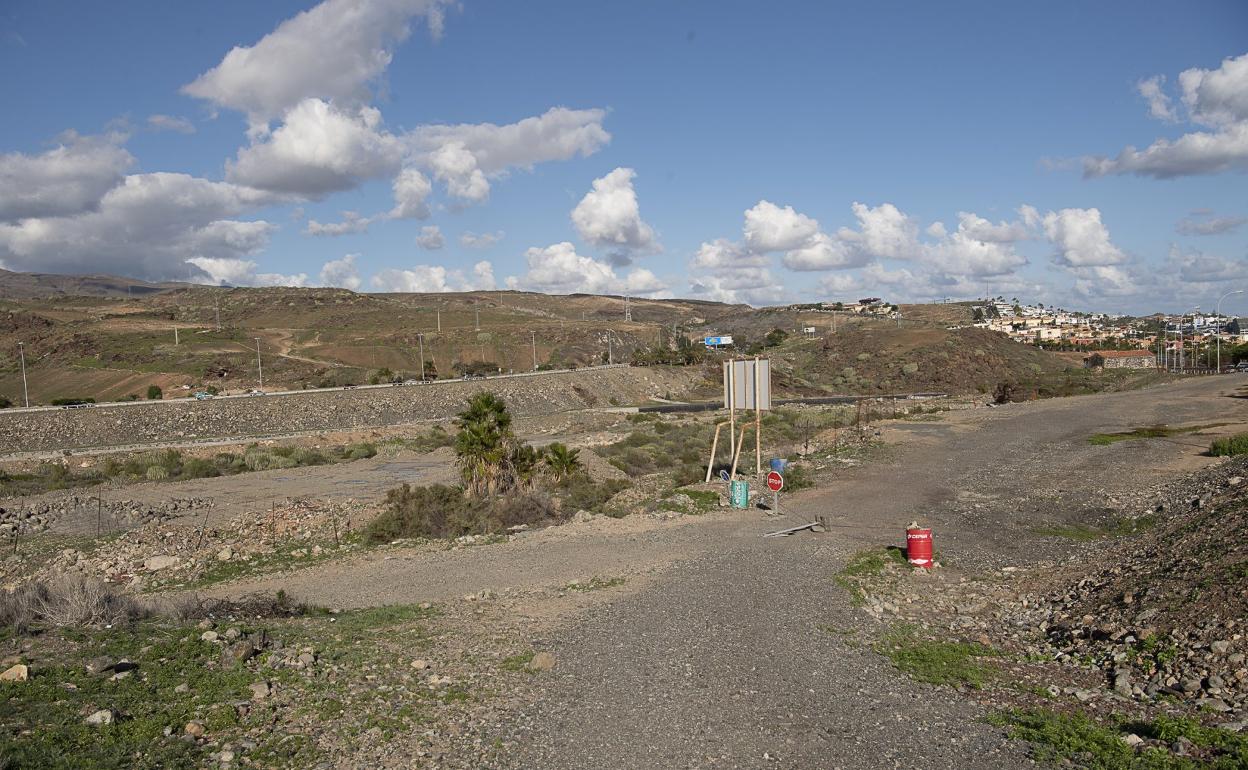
[688,268,785,306]
[416,224,445,249]
[0,133,134,222]
[318,253,362,289]
[0,172,280,279]
[227,99,403,197]
[1042,208,1127,267]
[182,0,450,131]
[388,167,432,219]
[743,200,820,253]
[691,238,767,269]
[371,259,496,293]
[304,211,373,236]
[571,167,657,262]
[506,242,667,296]
[186,256,307,287]
[1085,52,1248,178]
[408,107,610,202]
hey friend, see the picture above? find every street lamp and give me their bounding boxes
[17,342,28,408]
[417,333,426,381]
[255,338,263,388]
[1217,290,1244,373]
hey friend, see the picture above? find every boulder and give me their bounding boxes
[85,709,115,725]
[0,664,29,682]
[144,555,180,571]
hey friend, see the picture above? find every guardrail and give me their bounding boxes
[637,392,950,414]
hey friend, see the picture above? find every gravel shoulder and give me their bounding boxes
[176,375,1248,767]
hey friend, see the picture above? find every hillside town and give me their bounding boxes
[791,296,1248,370]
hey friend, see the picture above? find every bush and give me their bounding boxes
[146,384,163,400]
[344,442,376,460]
[0,395,11,409]
[50,398,95,406]
[364,484,562,543]
[243,448,297,471]
[145,465,170,481]
[1211,433,1248,457]
[181,458,220,479]
[364,484,482,542]
[555,476,628,513]
[290,446,327,465]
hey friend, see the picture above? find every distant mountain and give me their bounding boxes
[0,269,186,299]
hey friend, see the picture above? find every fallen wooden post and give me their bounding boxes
[762,520,825,538]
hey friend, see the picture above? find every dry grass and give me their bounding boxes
[0,579,319,634]
[0,577,147,632]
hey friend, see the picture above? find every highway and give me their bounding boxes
[0,364,631,416]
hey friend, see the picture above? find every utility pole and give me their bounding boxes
[1217,290,1243,373]
[215,301,221,331]
[608,334,613,365]
[418,333,426,381]
[475,308,480,331]
[255,338,263,388]
[174,327,179,345]
[437,309,441,333]
[531,331,537,371]
[17,342,28,408]
[624,295,632,322]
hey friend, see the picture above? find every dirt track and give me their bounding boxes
[196,375,1248,767]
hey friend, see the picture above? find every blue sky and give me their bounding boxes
[1,0,1245,314]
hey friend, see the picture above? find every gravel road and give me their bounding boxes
[208,375,1248,768]
[480,376,1248,769]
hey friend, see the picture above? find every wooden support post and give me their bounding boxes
[729,424,750,480]
[754,355,761,476]
[728,360,736,460]
[705,422,726,483]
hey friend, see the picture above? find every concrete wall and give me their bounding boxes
[0,366,695,455]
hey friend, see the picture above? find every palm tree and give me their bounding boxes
[543,442,581,483]
[454,392,514,496]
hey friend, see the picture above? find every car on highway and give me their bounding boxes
[193,391,215,400]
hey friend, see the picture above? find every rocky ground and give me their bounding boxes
[3,374,1248,768]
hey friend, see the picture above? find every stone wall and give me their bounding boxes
[0,366,695,454]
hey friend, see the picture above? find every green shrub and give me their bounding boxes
[0,395,11,408]
[290,446,327,465]
[181,458,220,479]
[243,449,297,471]
[146,384,163,400]
[364,484,560,543]
[145,465,170,481]
[902,362,919,375]
[555,476,628,513]
[780,462,813,491]
[1210,433,1248,457]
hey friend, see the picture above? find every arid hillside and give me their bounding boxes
[0,271,1124,405]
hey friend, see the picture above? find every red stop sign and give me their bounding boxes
[766,471,784,492]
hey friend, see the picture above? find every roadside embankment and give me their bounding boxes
[0,367,697,454]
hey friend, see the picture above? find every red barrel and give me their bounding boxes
[906,527,933,568]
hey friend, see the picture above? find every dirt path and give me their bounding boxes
[204,375,1248,768]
